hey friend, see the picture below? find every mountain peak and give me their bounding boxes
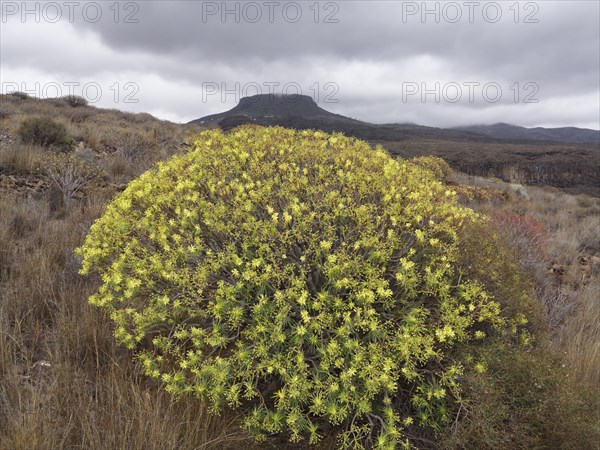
[189,93,333,125]
[238,93,316,106]
[233,93,326,118]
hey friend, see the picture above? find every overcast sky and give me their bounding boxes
[1,1,599,129]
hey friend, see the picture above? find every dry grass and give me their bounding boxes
[0,144,46,175]
[558,283,600,383]
[514,188,600,386]
[453,173,600,387]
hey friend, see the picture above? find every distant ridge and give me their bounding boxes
[189,95,598,144]
[453,122,600,143]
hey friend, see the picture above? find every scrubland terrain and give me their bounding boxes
[377,139,600,197]
[0,93,598,449]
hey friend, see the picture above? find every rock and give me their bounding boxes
[0,174,17,189]
[548,262,565,275]
[547,262,567,284]
[508,183,530,200]
[74,147,97,164]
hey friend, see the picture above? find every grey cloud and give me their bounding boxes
[1,1,598,128]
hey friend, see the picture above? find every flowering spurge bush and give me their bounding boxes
[77,126,509,449]
[409,156,453,182]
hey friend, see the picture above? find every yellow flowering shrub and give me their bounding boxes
[409,156,453,182]
[77,126,510,448]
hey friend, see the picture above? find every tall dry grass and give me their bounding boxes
[0,144,46,175]
[519,187,600,386]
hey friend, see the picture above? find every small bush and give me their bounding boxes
[107,131,156,162]
[69,109,95,123]
[0,107,13,120]
[488,211,549,268]
[78,127,527,448]
[410,156,453,182]
[62,95,88,108]
[10,91,29,100]
[43,153,104,209]
[452,185,510,205]
[18,117,67,148]
[99,154,136,182]
[64,137,78,152]
[129,112,156,124]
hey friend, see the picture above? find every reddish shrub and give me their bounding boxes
[488,211,549,267]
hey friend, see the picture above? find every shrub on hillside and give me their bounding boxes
[69,109,95,124]
[43,153,104,209]
[0,107,13,120]
[451,185,511,206]
[10,91,29,100]
[77,127,524,448]
[62,95,89,108]
[18,117,67,148]
[488,211,548,268]
[410,156,453,182]
[105,131,156,162]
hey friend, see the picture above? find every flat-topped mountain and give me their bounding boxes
[188,94,489,142]
[190,94,347,124]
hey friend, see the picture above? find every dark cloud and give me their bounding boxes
[1,1,598,128]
